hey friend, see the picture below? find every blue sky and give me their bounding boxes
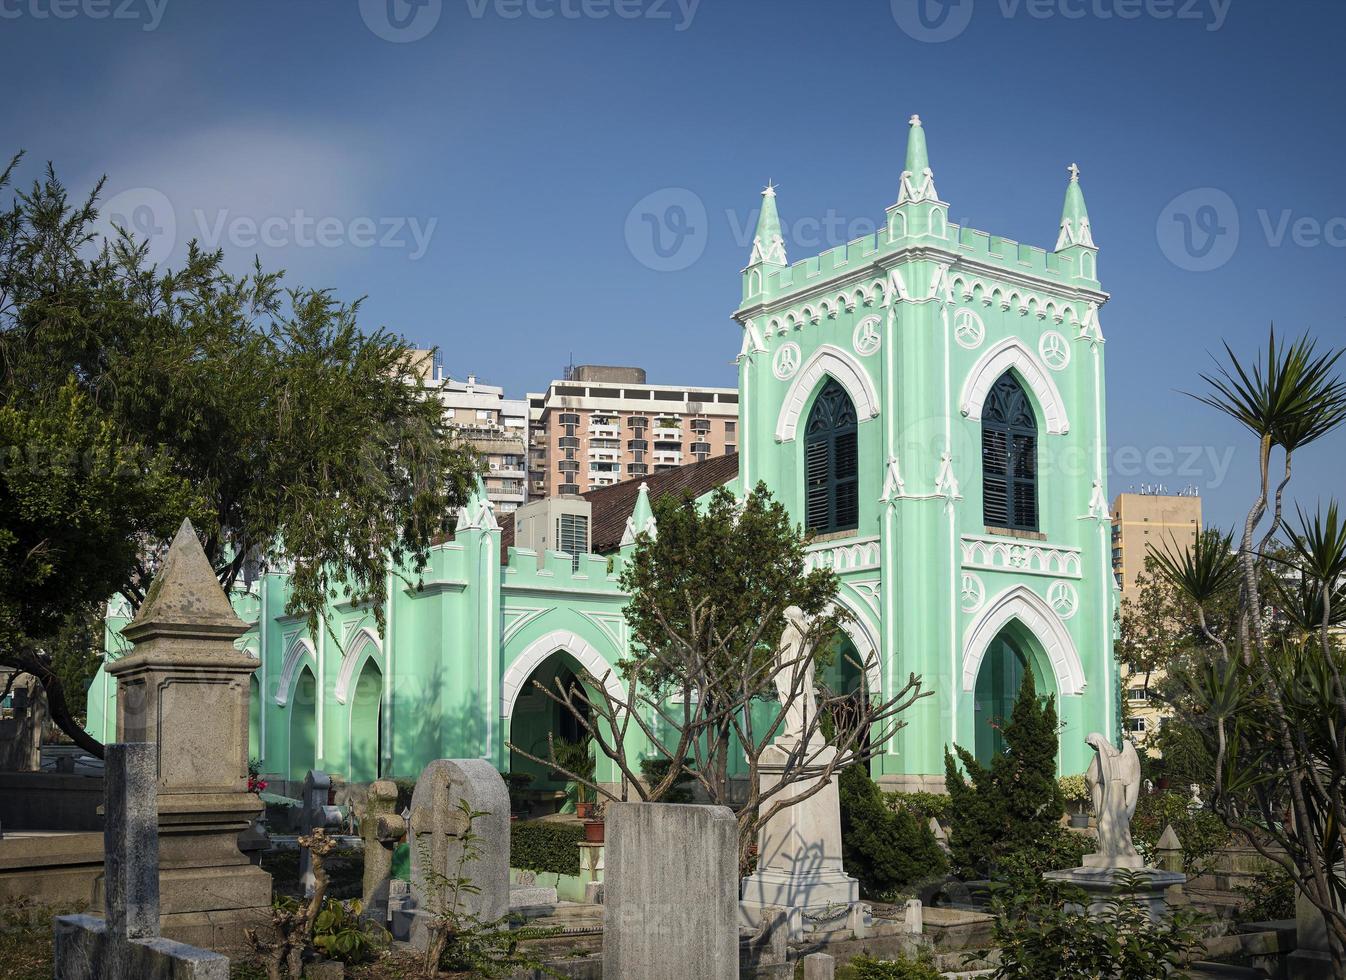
[2,0,1343,531]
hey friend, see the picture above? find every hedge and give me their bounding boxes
[510,820,586,878]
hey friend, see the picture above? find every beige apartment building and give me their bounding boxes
[412,352,530,514]
[1111,490,1203,748]
[527,365,738,498]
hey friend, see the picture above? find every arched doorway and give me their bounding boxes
[349,658,383,782]
[507,652,592,810]
[971,626,1047,767]
[819,632,871,769]
[289,665,317,781]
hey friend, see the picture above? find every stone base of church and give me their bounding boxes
[1043,866,1186,923]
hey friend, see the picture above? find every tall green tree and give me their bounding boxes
[1158,328,1346,972]
[0,154,479,755]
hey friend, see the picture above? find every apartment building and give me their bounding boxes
[413,353,530,514]
[526,365,738,498]
[1111,489,1203,747]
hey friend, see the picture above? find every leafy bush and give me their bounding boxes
[510,819,586,877]
[1237,866,1296,922]
[552,738,597,803]
[839,952,943,979]
[839,763,947,899]
[982,872,1205,979]
[311,898,388,963]
[1056,773,1089,806]
[944,671,1066,881]
[885,790,950,824]
[640,756,696,803]
[1131,792,1230,874]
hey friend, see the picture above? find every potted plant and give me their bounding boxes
[1058,773,1091,828]
[552,737,598,818]
[583,800,605,844]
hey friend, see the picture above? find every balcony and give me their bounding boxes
[653,450,683,466]
[652,426,682,441]
[589,424,620,439]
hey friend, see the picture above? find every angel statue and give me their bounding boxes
[1083,732,1144,869]
[773,606,819,747]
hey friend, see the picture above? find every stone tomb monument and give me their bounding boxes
[740,606,861,939]
[105,519,272,949]
[360,779,407,923]
[1045,733,1185,919]
[604,802,739,980]
[400,759,510,951]
[298,770,343,897]
[54,743,229,979]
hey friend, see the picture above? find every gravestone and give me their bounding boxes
[803,952,836,980]
[402,759,510,951]
[360,779,406,921]
[54,743,230,979]
[105,520,272,950]
[604,802,737,980]
[299,770,343,897]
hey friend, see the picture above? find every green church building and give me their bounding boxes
[89,115,1118,793]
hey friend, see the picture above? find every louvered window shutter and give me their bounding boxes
[804,379,861,534]
[981,372,1039,532]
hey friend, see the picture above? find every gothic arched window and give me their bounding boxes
[982,371,1038,531]
[805,378,859,535]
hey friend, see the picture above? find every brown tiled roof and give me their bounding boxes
[497,453,738,559]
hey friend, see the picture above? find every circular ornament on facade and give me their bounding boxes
[954,308,985,350]
[1048,581,1079,620]
[960,573,986,614]
[853,315,882,357]
[772,342,802,381]
[1039,330,1071,371]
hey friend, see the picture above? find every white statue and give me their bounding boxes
[1083,732,1144,869]
[773,606,818,745]
[1189,783,1204,812]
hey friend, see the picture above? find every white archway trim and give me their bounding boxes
[959,337,1070,435]
[500,629,624,720]
[961,584,1086,696]
[775,344,880,442]
[333,628,383,704]
[275,635,316,707]
[831,596,883,697]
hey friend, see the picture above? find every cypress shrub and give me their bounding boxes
[839,763,947,898]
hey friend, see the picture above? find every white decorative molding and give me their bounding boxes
[830,593,883,696]
[333,628,382,704]
[775,345,880,443]
[1048,581,1079,620]
[962,584,1086,696]
[961,534,1083,579]
[772,342,801,381]
[934,453,962,501]
[274,633,317,707]
[1038,330,1071,371]
[579,610,625,652]
[852,315,881,357]
[954,308,985,350]
[845,578,882,620]
[500,629,624,720]
[1084,480,1112,522]
[880,455,906,502]
[804,536,881,574]
[738,320,767,360]
[959,336,1071,435]
[502,606,553,645]
[960,573,986,614]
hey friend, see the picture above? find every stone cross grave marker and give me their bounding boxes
[54,743,229,979]
[299,769,344,897]
[403,759,510,952]
[360,779,406,922]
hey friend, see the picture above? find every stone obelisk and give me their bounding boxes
[107,519,272,951]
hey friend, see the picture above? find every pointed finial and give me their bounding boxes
[1067,162,1081,182]
[123,519,246,641]
[1056,162,1095,251]
[909,114,922,127]
[763,181,777,199]
[748,180,787,266]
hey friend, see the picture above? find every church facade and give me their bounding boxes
[88,115,1118,792]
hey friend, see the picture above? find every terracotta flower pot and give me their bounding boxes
[576,802,595,820]
[583,819,604,844]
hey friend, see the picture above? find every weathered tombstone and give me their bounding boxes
[299,770,343,897]
[1155,824,1183,874]
[604,802,737,980]
[106,520,272,950]
[360,779,406,921]
[803,952,836,980]
[403,759,510,951]
[53,743,230,979]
